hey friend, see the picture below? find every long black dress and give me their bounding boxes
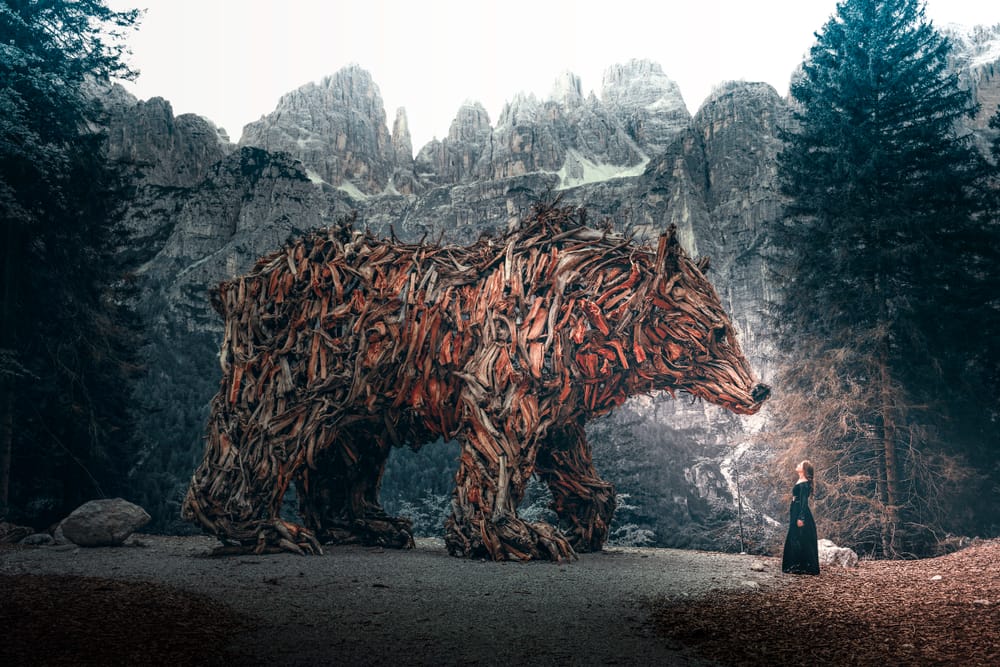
[781,480,819,574]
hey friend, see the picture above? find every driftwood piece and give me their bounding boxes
[181,203,769,560]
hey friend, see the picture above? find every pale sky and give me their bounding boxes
[105,0,998,150]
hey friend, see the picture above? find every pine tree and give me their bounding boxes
[1,1,142,525]
[772,0,992,556]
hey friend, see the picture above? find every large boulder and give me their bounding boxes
[60,498,151,547]
[818,538,859,568]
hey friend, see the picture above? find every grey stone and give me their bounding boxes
[943,24,1000,155]
[818,538,859,568]
[0,522,34,544]
[60,498,151,547]
[51,521,71,546]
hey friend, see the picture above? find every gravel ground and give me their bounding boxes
[1,535,781,665]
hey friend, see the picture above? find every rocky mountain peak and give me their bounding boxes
[602,59,679,104]
[390,107,419,194]
[392,107,413,162]
[942,24,1000,135]
[239,64,395,194]
[496,92,543,128]
[942,23,1000,67]
[448,101,492,142]
[234,61,701,196]
[322,64,383,110]
[412,101,493,187]
[549,71,584,107]
[105,93,233,188]
[601,58,691,154]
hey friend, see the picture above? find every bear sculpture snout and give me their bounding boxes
[752,383,771,404]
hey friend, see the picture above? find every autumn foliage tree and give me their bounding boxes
[770,0,996,556]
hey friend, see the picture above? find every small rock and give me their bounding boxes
[930,575,943,581]
[749,560,766,572]
[20,533,54,546]
[742,580,760,589]
[0,521,34,544]
[972,599,990,606]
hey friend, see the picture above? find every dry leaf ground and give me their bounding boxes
[655,539,1000,666]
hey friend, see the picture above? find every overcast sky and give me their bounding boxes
[106,0,998,150]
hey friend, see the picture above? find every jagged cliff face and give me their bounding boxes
[934,24,1000,161]
[692,82,788,363]
[601,59,692,155]
[243,60,676,198]
[240,65,397,195]
[105,94,232,189]
[109,38,999,543]
[414,101,493,186]
[946,24,1000,133]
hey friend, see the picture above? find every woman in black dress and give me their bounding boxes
[781,459,819,574]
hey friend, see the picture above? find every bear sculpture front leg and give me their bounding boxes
[444,435,576,561]
[180,414,323,556]
[535,421,616,553]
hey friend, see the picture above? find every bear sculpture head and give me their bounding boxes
[627,226,770,415]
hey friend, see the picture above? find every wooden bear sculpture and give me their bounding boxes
[182,204,770,560]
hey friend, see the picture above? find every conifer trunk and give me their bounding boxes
[0,385,11,508]
[0,225,16,509]
[879,348,900,555]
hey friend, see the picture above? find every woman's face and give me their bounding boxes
[795,462,804,476]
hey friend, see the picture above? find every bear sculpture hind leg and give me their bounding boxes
[444,435,576,561]
[296,427,415,549]
[535,422,616,553]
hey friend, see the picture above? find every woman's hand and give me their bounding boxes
[797,519,804,528]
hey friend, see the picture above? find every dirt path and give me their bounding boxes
[1,535,781,665]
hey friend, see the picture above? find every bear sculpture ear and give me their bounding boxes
[655,224,680,269]
[697,256,711,273]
